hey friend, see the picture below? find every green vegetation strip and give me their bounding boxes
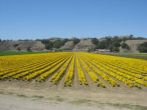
[0,51,48,56]
[116,53,147,60]
[97,53,147,60]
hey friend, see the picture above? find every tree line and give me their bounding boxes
[0,35,147,52]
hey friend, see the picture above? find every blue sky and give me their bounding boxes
[0,0,147,39]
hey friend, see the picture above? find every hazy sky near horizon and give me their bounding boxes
[0,0,147,39]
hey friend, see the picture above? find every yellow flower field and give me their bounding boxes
[0,52,147,88]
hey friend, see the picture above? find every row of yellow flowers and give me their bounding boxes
[64,55,75,87]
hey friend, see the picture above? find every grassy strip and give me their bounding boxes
[94,52,147,60]
[0,51,49,56]
[115,53,147,60]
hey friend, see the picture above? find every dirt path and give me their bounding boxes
[0,89,147,110]
[0,84,147,110]
[0,94,129,110]
[0,80,147,110]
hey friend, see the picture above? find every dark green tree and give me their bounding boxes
[27,47,32,52]
[138,42,147,52]
[112,42,121,47]
[97,41,108,49]
[112,47,120,52]
[41,39,53,50]
[45,41,53,50]
[121,42,130,49]
[72,38,80,45]
[53,39,67,48]
[91,38,99,45]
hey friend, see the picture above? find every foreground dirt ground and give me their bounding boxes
[0,81,147,110]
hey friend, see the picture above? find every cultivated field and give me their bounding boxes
[0,52,147,110]
[0,52,147,88]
